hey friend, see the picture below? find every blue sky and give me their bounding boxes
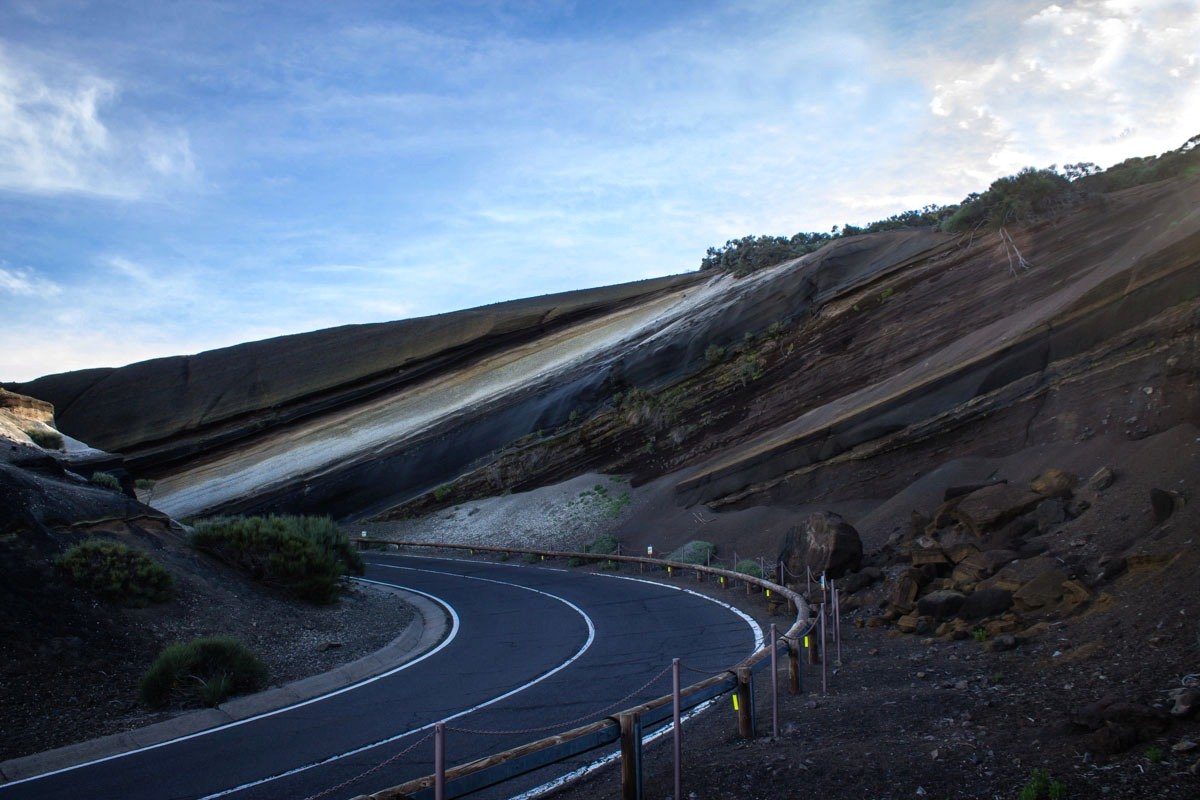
[2,0,1198,381]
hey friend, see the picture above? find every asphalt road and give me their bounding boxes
[1,555,759,800]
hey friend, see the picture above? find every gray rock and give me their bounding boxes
[987,634,1018,652]
[1151,488,1177,523]
[1170,688,1200,717]
[1034,498,1067,533]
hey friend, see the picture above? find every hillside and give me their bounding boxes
[5,148,1200,796]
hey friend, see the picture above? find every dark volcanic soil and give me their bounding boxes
[549,566,1200,800]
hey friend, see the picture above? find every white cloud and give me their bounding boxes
[0,263,60,296]
[921,0,1200,179]
[0,45,196,199]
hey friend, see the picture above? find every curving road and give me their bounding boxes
[1,555,759,800]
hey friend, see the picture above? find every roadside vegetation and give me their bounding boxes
[700,134,1200,276]
[89,471,122,491]
[668,540,716,565]
[57,539,174,606]
[24,427,63,449]
[140,637,267,709]
[190,515,364,604]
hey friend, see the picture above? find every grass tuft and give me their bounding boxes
[140,637,267,709]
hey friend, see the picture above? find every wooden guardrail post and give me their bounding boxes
[619,711,643,800]
[787,637,802,694]
[434,722,446,800]
[735,666,754,739]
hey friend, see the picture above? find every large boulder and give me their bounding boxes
[917,590,967,620]
[957,588,1014,619]
[787,512,863,579]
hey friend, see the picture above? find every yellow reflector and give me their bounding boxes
[765,589,771,597]
[732,694,739,711]
[803,636,810,648]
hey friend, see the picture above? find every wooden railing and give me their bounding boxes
[346,539,817,800]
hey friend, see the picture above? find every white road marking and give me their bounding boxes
[0,582,461,791]
[194,563,597,798]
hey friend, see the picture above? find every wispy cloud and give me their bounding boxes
[0,44,195,199]
[0,262,60,296]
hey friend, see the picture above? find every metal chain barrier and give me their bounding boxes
[447,662,674,736]
[300,729,434,800]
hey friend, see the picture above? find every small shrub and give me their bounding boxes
[568,556,585,567]
[704,344,726,364]
[1144,746,1165,763]
[669,540,715,565]
[90,471,122,491]
[1018,768,1066,800]
[25,428,64,449]
[734,559,763,578]
[497,552,510,562]
[972,628,988,643]
[584,534,619,556]
[432,484,452,502]
[58,540,174,606]
[140,637,267,709]
[190,515,364,604]
[135,478,156,491]
[522,552,540,564]
[599,559,620,571]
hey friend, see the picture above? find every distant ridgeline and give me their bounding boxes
[700,133,1200,277]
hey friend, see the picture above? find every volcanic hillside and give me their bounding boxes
[5,141,1200,795]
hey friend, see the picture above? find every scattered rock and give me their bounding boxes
[1099,556,1128,581]
[1150,488,1177,523]
[1169,687,1200,717]
[958,588,1014,620]
[1065,497,1091,517]
[917,590,967,621]
[839,567,882,594]
[1030,468,1077,498]
[986,634,1019,652]
[1173,740,1198,753]
[952,549,1017,585]
[316,641,343,652]
[955,484,1045,535]
[1012,569,1068,611]
[1033,498,1066,533]
[1087,467,1115,491]
[890,570,922,612]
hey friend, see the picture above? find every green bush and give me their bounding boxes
[190,515,364,604]
[25,428,64,449]
[135,478,156,491]
[734,559,763,578]
[58,540,173,606]
[668,540,715,565]
[1018,768,1066,800]
[140,637,267,709]
[90,471,122,491]
[432,484,452,502]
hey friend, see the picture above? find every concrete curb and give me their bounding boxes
[0,581,450,784]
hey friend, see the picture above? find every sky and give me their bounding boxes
[2,0,1198,382]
